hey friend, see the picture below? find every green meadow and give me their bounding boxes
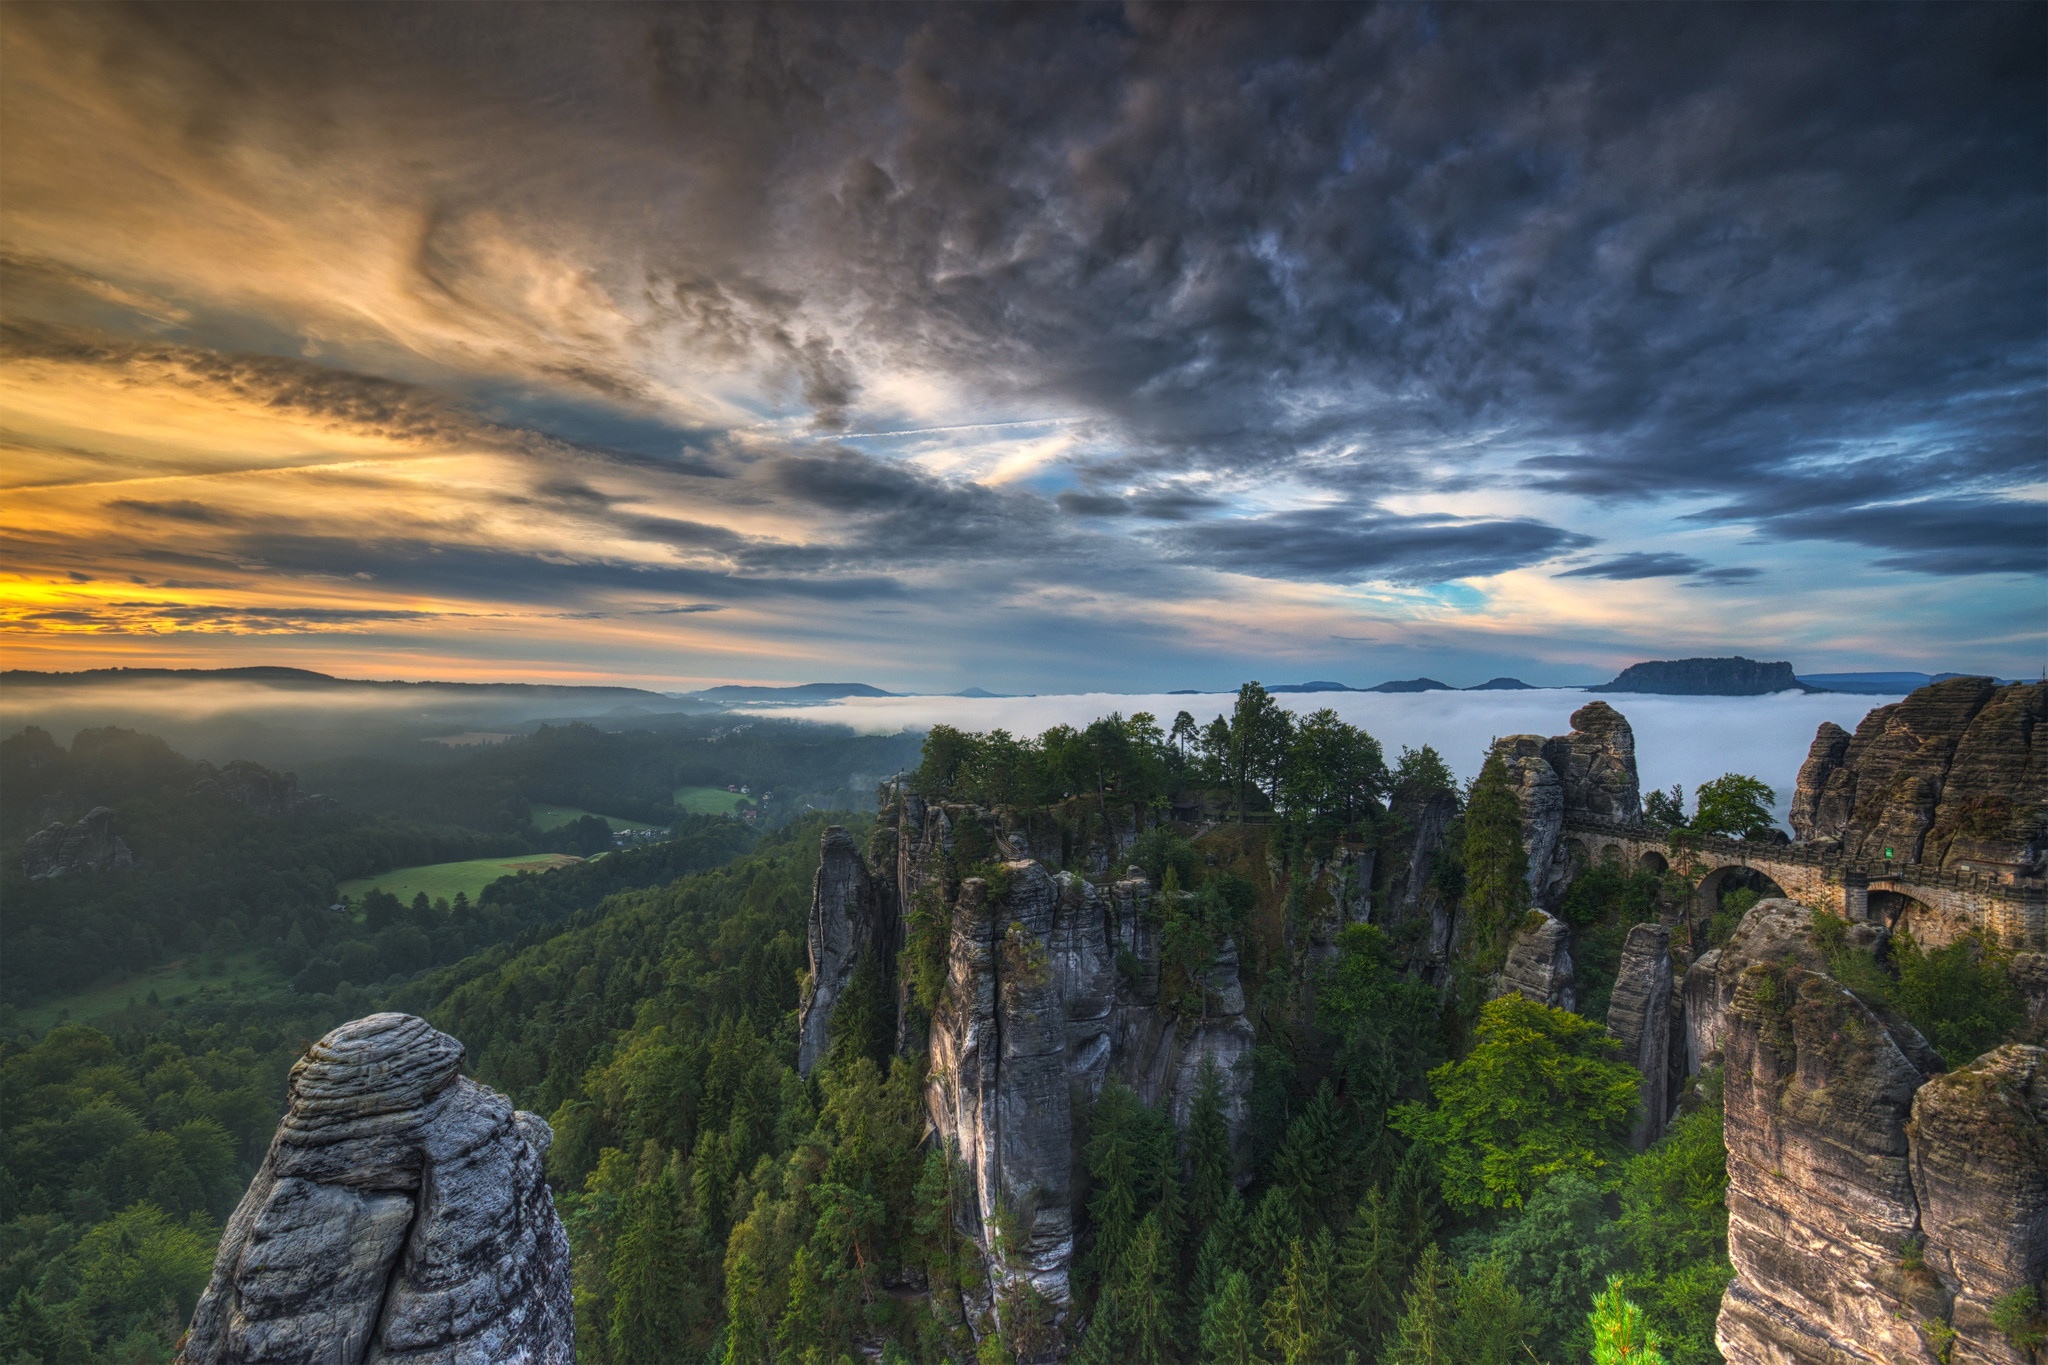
[337,853,585,905]
[675,784,754,815]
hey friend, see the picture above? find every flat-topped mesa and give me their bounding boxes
[176,1013,572,1365]
[1791,678,2046,882]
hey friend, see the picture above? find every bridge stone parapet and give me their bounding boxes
[1559,814,2048,951]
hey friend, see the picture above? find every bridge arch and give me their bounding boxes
[1696,864,1788,923]
[1638,849,1669,875]
[1870,887,1974,947]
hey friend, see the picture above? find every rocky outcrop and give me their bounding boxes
[1909,1044,2048,1365]
[1492,702,1643,909]
[797,826,889,1075]
[1706,899,2045,1365]
[1593,656,1807,695]
[1543,701,1643,822]
[1378,786,1459,969]
[176,1013,572,1365]
[1790,678,2046,879]
[804,793,1254,1333]
[1788,721,1852,840]
[191,759,319,816]
[1495,911,1574,1011]
[1607,923,1673,1149]
[21,805,133,878]
[1717,960,1945,1365]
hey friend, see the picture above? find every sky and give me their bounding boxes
[1,2,2042,693]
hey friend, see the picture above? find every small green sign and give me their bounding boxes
[1883,847,1894,859]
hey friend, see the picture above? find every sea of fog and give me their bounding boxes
[738,689,1906,822]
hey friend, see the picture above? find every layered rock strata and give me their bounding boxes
[1707,900,2044,1365]
[1908,1045,2048,1365]
[1791,678,2046,879]
[1494,911,1575,1011]
[21,805,133,878]
[177,1013,572,1365]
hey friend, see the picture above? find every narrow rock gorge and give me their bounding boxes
[175,1013,573,1364]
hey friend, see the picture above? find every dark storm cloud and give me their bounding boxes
[1174,506,1592,586]
[1556,553,1707,581]
[4,0,2041,612]
[1741,498,2048,577]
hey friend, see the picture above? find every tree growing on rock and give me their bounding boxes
[1688,774,1776,840]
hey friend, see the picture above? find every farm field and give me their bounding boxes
[337,853,584,905]
[528,803,663,834]
[675,784,753,815]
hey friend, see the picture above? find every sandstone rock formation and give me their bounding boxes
[1717,960,1945,1365]
[1908,1044,2048,1365]
[1377,785,1459,970]
[1495,910,1575,1011]
[21,805,133,879]
[796,826,891,1075]
[1606,923,1672,1149]
[177,1013,572,1365]
[1790,678,2046,880]
[802,792,1254,1328]
[1704,899,2045,1365]
[1491,702,1643,909]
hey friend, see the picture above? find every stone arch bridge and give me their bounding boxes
[1560,814,2047,951]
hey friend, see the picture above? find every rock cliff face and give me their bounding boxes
[21,805,133,878]
[796,826,890,1075]
[1491,702,1643,909]
[1790,678,2046,880]
[803,794,1254,1330]
[1495,911,1574,1011]
[1717,959,1944,1365]
[1704,900,2045,1365]
[1908,1044,2048,1365]
[177,1013,572,1365]
[1377,786,1459,971]
[1606,923,1672,1149]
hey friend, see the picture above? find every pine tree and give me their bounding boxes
[1200,1268,1265,1365]
[1191,1185,1251,1313]
[1185,1059,1234,1234]
[1271,1082,1353,1227]
[1383,1243,1456,1365]
[1451,1255,1538,1365]
[1587,1278,1670,1365]
[1461,751,1530,970]
[1084,1081,1149,1288]
[1116,1211,1183,1365]
[1335,1188,1405,1358]
[1262,1230,1339,1365]
[1246,1184,1306,1300]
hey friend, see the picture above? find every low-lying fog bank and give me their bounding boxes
[738,688,1905,820]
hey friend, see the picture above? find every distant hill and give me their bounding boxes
[1591,657,1813,696]
[1,665,667,702]
[1464,677,1536,690]
[1797,670,2017,694]
[1367,678,1454,693]
[950,687,1014,698]
[683,682,899,703]
[1263,681,1360,693]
